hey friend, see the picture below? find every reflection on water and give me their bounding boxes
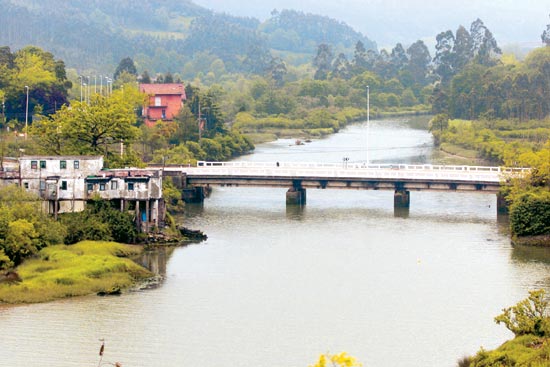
[3,118,550,367]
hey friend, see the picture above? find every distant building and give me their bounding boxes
[140,83,186,127]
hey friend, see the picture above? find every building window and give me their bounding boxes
[99,183,106,191]
[155,96,161,106]
[87,183,93,191]
[128,182,134,191]
[39,181,46,190]
[31,161,37,170]
[111,181,118,190]
[162,109,166,119]
[23,182,29,189]
[61,181,67,190]
[60,160,67,169]
[74,160,80,169]
[40,160,46,169]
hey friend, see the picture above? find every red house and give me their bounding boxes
[140,83,187,127]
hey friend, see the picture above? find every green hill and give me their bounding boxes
[0,0,376,74]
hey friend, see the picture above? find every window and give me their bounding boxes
[40,160,46,169]
[87,183,93,191]
[31,161,37,170]
[61,181,67,190]
[155,96,161,106]
[74,160,80,169]
[60,160,67,169]
[99,183,106,191]
[128,182,134,191]
[23,182,29,189]
[111,181,118,190]
[161,109,166,119]
[39,181,46,190]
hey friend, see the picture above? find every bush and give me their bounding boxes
[494,289,550,337]
[509,190,550,237]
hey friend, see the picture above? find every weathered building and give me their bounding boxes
[0,156,165,231]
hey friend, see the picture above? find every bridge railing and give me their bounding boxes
[196,161,528,174]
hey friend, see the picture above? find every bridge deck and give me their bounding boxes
[163,162,527,193]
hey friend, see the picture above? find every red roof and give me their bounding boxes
[139,83,186,98]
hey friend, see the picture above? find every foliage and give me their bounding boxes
[31,88,143,166]
[60,199,137,245]
[0,46,70,125]
[0,185,66,270]
[470,335,550,367]
[509,190,550,237]
[310,352,362,367]
[495,289,550,337]
[0,241,151,303]
[114,57,137,80]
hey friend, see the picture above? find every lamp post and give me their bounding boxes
[79,75,83,102]
[366,85,370,165]
[24,85,29,140]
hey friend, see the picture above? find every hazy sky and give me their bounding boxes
[193,0,549,50]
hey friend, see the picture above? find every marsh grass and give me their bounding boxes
[0,241,152,304]
[471,335,550,366]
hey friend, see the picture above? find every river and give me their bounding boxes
[2,118,550,367]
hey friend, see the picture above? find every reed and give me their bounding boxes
[0,241,152,304]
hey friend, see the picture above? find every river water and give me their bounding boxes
[2,118,550,367]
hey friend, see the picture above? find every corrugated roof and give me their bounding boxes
[139,83,186,98]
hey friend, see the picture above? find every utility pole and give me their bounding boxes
[366,85,370,165]
[24,85,29,140]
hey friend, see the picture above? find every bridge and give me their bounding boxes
[162,161,527,211]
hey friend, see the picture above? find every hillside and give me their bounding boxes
[0,0,376,75]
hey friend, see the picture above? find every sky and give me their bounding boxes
[193,0,549,51]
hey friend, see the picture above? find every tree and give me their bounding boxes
[33,91,141,162]
[495,289,550,337]
[313,43,334,80]
[332,53,351,79]
[406,40,431,86]
[470,18,501,66]
[452,25,474,72]
[542,14,550,46]
[140,70,151,84]
[114,57,137,80]
[434,30,455,84]
[352,40,368,75]
[389,43,408,78]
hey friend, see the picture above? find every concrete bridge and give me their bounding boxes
[162,161,527,212]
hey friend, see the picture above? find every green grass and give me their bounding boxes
[470,335,550,366]
[0,241,152,304]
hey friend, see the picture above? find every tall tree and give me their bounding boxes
[332,53,351,79]
[389,43,408,78]
[542,14,550,46]
[434,30,455,84]
[406,40,431,86]
[452,25,474,72]
[470,18,501,66]
[352,41,369,75]
[114,57,137,80]
[313,43,334,80]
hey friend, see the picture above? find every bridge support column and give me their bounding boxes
[286,187,306,206]
[394,190,410,209]
[182,186,205,204]
[496,192,509,214]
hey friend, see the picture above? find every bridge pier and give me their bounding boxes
[496,192,509,214]
[286,187,306,206]
[182,186,205,203]
[394,190,410,209]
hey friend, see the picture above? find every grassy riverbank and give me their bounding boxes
[0,241,152,304]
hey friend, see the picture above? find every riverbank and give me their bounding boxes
[0,241,153,304]
[237,107,431,144]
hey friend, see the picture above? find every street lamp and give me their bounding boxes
[79,75,83,102]
[24,85,29,140]
[366,85,370,165]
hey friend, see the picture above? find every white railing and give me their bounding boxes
[163,161,530,184]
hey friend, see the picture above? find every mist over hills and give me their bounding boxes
[0,0,376,75]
